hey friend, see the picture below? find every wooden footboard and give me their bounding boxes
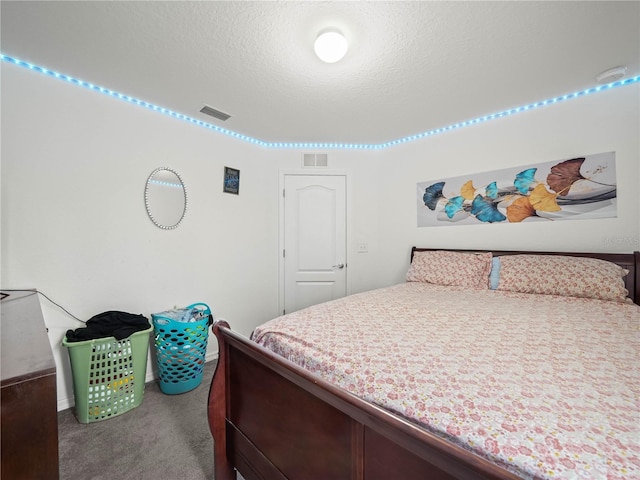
[207,320,520,480]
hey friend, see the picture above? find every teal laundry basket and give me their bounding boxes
[151,303,212,395]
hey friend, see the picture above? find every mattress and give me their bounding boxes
[252,282,640,479]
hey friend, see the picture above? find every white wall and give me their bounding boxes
[2,62,638,411]
[374,83,640,282]
[324,81,640,290]
[1,64,284,410]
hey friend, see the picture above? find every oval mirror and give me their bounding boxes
[144,167,187,229]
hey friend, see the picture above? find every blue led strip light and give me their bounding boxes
[3,52,639,150]
[0,53,269,147]
[149,179,183,188]
[378,75,640,148]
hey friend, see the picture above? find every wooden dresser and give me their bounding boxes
[1,290,59,479]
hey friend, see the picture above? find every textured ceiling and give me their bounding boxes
[1,1,639,145]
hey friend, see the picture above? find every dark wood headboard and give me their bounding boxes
[411,247,640,306]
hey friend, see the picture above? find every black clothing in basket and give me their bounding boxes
[65,311,150,342]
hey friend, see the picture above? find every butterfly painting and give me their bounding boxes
[417,151,617,227]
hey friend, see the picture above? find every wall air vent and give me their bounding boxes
[199,105,231,121]
[303,153,328,167]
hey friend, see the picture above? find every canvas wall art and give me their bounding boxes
[417,151,617,227]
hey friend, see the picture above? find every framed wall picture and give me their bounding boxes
[223,166,240,194]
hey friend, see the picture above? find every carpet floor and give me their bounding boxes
[58,361,217,480]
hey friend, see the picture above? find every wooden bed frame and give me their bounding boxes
[207,248,640,480]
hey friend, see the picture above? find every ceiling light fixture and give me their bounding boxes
[596,66,627,84]
[314,30,348,63]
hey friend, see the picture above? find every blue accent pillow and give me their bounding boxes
[489,257,501,290]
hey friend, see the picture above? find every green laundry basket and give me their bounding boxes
[62,325,153,423]
[151,303,212,395]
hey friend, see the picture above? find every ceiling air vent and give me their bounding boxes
[303,153,328,167]
[199,105,231,121]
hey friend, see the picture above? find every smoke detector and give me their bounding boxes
[596,66,627,84]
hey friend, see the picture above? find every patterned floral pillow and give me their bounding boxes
[497,254,631,303]
[406,251,492,289]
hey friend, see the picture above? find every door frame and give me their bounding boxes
[278,169,352,316]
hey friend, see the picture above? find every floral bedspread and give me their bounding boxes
[251,283,640,479]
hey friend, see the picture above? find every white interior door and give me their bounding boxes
[282,174,347,314]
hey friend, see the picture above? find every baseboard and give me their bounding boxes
[57,352,219,412]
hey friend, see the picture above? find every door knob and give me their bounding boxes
[332,263,345,269]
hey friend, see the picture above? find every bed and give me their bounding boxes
[207,247,640,480]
